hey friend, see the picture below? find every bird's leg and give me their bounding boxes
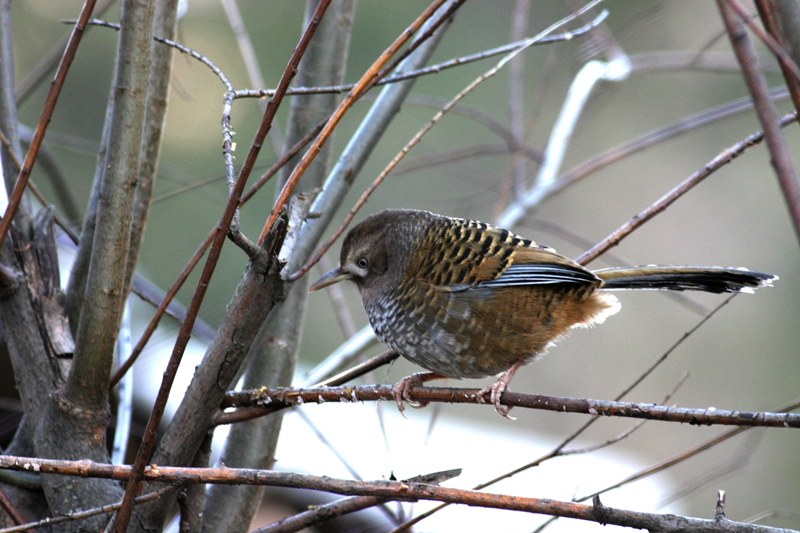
[479,360,524,418]
[392,371,447,414]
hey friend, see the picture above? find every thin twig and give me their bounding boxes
[754,0,800,113]
[0,486,174,533]
[391,298,733,531]
[235,16,606,99]
[257,0,450,245]
[81,19,233,90]
[551,86,789,207]
[217,350,399,426]
[14,0,114,105]
[220,0,282,156]
[560,373,689,456]
[728,0,800,83]
[0,0,97,251]
[402,93,544,160]
[508,0,531,198]
[0,128,81,240]
[575,111,798,266]
[0,488,27,530]
[318,255,358,337]
[574,413,767,503]
[367,0,467,97]
[534,397,797,531]
[658,431,763,507]
[301,327,384,388]
[718,0,800,245]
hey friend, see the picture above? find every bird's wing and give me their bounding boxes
[410,217,598,291]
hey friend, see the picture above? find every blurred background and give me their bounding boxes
[5,1,800,531]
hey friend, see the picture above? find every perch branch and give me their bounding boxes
[218,385,800,428]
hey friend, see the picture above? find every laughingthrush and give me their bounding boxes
[309,209,776,416]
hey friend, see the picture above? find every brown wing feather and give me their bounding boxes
[408,216,596,289]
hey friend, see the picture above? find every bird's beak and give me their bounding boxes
[308,267,353,292]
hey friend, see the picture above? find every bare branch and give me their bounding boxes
[257,0,452,245]
[0,456,791,533]
[254,469,460,533]
[0,0,98,250]
[0,487,173,533]
[114,2,333,527]
[220,385,800,429]
[576,112,797,266]
[235,13,608,99]
[718,0,800,244]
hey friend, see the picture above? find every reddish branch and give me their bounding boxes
[255,469,461,533]
[0,456,788,533]
[287,1,605,282]
[727,0,800,82]
[0,488,28,529]
[718,0,800,245]
[257,0,449,244]
[0,0,97,250]
[754,0,800,112]
[107,123,322,389]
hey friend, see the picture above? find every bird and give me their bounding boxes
[309,209,776,417]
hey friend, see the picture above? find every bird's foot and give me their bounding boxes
[392,372,446,415]
[479,362,523,419]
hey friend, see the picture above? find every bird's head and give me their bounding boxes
[308,209,434,295]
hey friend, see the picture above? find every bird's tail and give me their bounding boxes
[595,266,777,293]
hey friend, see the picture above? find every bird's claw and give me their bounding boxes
[392,372,441,415]
[479,380,516,419]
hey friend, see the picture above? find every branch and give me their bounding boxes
[201,1,357,530]
[283,3,458,290]
[718,0,800,244]
[64,0,155,410]
[754,0,800,112]
[114,1,332,525]
[254,469,460,533]
[108,124,318,389]
[741,1,800,112]
[289,0,606,281]
[219,385,800,428]
[220,0,282,156]
[0,487,172,533]
[235,13,606,98]
[0,456,792,533]
[575,111,797,266]
[393,298,734,531]
[122,0,180,299]
[29,0,157,527]
[130,208,289,532]
[0,0,98,249]
[257,0,451,245]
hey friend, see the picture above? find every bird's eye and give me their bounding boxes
[357,257,369,269]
